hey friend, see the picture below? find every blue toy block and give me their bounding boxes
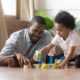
[60,56,65,60]
[50,56,54,64]
[56,56,65,63]
[38,62,42,64]
[32,65,35,68]
[56,60,61,63]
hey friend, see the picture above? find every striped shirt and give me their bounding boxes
[0,29,53,61]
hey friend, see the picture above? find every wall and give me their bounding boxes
[34,0,80,19]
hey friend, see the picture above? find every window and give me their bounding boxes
[1,0,20,19]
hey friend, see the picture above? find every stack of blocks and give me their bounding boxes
[23,56,66,69]
[35,50,41,61]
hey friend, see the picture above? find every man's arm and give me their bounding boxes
[0,32,19,57]
[0,32,32,67]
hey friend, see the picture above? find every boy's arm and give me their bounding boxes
[62,46,75,68]
[40,43,54,55]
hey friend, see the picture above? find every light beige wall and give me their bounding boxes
[34,0,80,19]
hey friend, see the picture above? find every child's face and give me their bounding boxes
[28,22,45,43]
[55,23,71,40]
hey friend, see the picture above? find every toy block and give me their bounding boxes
[47,64,53,69]
[33,64,37,68]
[45,56,54,64]
[23,64,31,69]
[56,59,61,63]
[37,64,42,68]
[32,65,35,68]
[35,50,41,61]
[23,65,28,69]
[53,63,59,68]
[60,56,65,60]
[32,64,42,68]
[55,56,65,64]
[41,64,49,69]
[50,56,54,64]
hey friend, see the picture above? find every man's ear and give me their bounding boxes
[27,24,30,28]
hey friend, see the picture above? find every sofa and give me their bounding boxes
[6,19,29,36]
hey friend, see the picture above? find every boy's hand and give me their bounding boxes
[54,64,65,69]
[15,53,31,67]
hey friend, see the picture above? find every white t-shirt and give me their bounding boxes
[51,31,80,58]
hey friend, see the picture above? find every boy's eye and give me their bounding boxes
[56,29,62,32]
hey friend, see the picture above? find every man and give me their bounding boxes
[0,16,53,67]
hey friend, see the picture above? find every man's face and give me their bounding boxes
[28,22,45,43]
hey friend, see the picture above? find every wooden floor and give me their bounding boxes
[0,67,80,80]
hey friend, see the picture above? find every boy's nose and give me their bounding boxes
[56,31,60,34]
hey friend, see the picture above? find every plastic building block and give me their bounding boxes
[41,64,49,69]
[56,56,65,63]
[33,64,37,68]
[35,50,41,61]
[53,63,59,67]
[56,60,61,63]
[23,65,31,69]
[32,65,35,68]
[32,64,42,68]
[23,65,28,69]
[45,55,54,64]
[49,56,54,64]
[60,56,65,60]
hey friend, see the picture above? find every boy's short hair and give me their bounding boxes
[30,16,46,26]
[55,11,75,30]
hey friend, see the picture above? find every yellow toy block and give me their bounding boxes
[41,64,49,69]
[33,64,37,68]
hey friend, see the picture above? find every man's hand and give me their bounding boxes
[0,55,19,67]
[15,54,31,67]
[33,53,36,61]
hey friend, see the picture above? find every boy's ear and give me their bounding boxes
[27,24,30,28]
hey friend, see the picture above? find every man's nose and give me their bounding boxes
[35,32,42,37]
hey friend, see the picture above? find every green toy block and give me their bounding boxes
[53,63,59,68]
[36,53,41,57]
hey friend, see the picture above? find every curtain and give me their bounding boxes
[26,0,34,20]
[0,0,8,51]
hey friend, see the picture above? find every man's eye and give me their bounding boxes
[33,29,37,32]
